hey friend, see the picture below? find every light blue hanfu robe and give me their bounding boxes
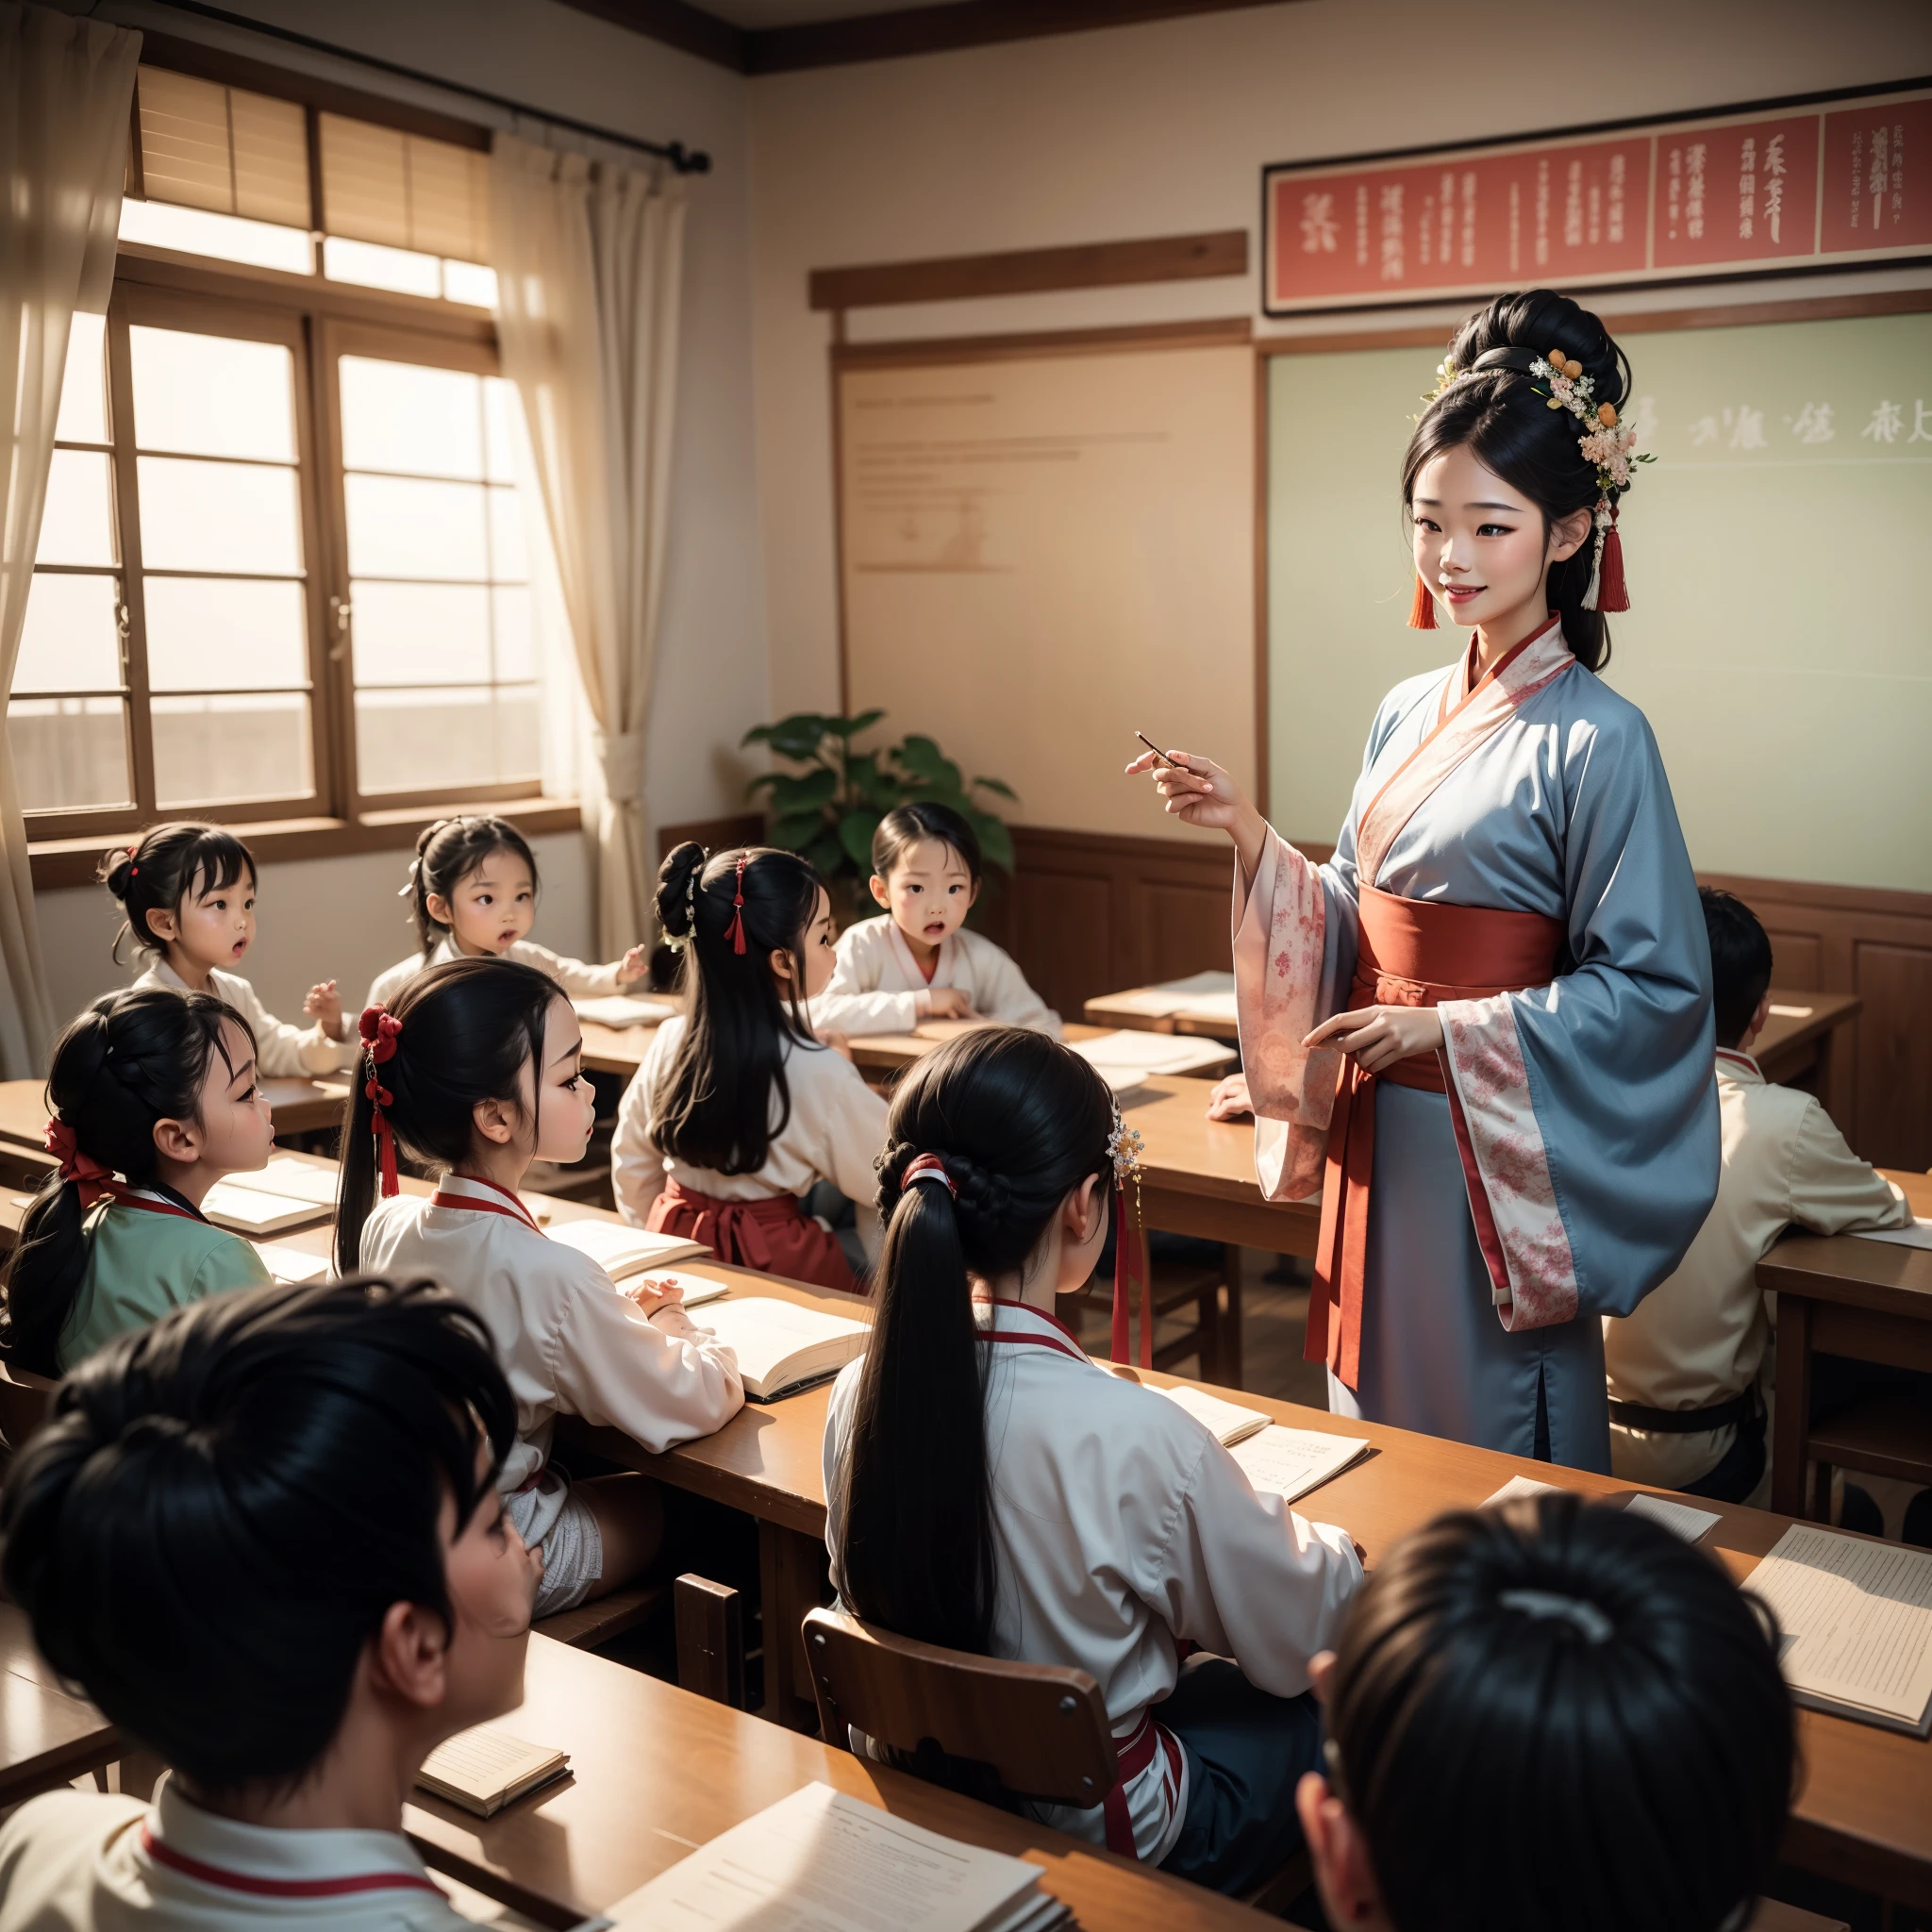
[1233,617,1717,1470]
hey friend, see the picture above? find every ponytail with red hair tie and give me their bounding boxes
[724,852,750,957]
[42,1119,116,1209]
[358,1004,405,1198]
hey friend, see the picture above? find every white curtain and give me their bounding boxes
[489,132,686,958]
[0,7,140,1078]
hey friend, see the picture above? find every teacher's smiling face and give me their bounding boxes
[1409,443,1591,635]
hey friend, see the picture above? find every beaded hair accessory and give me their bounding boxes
[358,1004,405,1197]
[1107,1102,1151,1368]
[662,848,708,954]
[724,853,750,956]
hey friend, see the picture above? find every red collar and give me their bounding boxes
[1715,1047,1761,1076]
[140,1827,443,1900]
[108,1187,208,1226]
[975,1297,1091,1363]
[429,1173,541,1233]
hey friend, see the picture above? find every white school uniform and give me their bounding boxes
[364,935,626,1015]
[0,1777,479,1930]
[134,959,357,1077]
[822,1299,1362,1864]
[358,1174,742,1544]
[806,916,1060,1040]
[611,1015,890,1248]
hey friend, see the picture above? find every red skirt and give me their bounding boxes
[647,1175,860,1295]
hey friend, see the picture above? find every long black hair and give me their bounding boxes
[100,822,255,964]
[1403,289,1634,673]
[1324,1493,1794,1932]
[404,814,541,957]
[0,1276,516,1801]
[1,988,254,1377]
[837,1027,1113,1655]
[335,958,556,1274]
[648,842,828,1175]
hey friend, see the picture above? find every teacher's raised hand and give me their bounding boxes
[1124,746,1268,879]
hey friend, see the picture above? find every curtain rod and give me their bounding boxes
[147,0,713,174]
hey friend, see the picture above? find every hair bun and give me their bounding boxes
[1451,288,1628,411]
[97,845,137,901]
[656,841,708,941]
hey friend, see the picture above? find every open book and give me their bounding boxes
[574,994,680,1028]
[216,1155,341,1207]
[692,1297,870,1402]
[202,1179,329,1236]
[1158,1383,1272,1446]
[546,1217,710,1278]
[602,1782,1067,1932]
[1746,1525,1932,1736]
[1228,1425,1371,1507]
[416,1725,570,1818]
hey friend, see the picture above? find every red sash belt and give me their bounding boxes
[647,1176,860,1295]
[1308,885,1563,1388]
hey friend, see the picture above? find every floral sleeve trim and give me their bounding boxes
[1233,827,1340,1202]
[1438,995,1579,1330]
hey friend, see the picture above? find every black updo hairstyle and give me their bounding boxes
[0,987,257,1376]
[406,814,541,957]
[837,1028,1113,1656]
[648,843,830,1175]
[871,800,983,889]
[0,1277,517,1801]
[335,957,558,1274]
[1403,289,1634,673]
[1324,1492,1793,1932]
[100,822,255,964]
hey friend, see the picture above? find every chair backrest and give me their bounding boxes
[801,1607,1118,1807]
[0,1362,56,1460]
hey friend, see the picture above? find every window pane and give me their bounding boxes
[492,586,535,682]
[355,685,538,793]
[344,474,485,579]
[56,311,108,444]
[350,580,488,686]
[37,451,116,565]
[119,197,314,275]
[442,259,498,308]
[323,235,441,299]
[7,696,130,810]
[146,577,308,691]
[340,357,483,479]
[14,574,121,692]
[482,376,520,484]
[130,327,296,462]
[486,486,527,582]
[138,456,302,574]
[153,692,311,806]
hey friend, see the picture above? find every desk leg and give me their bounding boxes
[1773,1296,1815,1520]
[1220,1245,1244,1391]
[758,1521,827,1734]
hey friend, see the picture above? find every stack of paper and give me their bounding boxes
[574,994,679,1027]
[1071,1029,1230,1089]
[1158,1383,1272,1446]
[603,1783,1068,1932]
[417,1725,570,1817]
[218,1156,341,1206]
[546,1218,710,1278]
[1229,1425,1371,1506]
[1746,1525,1932,1735]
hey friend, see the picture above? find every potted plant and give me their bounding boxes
[741,710,1016,924]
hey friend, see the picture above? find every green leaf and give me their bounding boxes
[838,808,882,868]
[806,831,848,879]
[768,768,838,811]
[972,775,1018,801]
[971,813,1015,872]
[894,734,949,780]
[823,708,886,739]
[848,752,907,810]
[745,711,836,763]
[744,771,782,799]
[769,809,825,852]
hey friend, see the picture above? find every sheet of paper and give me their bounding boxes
[1071,1030,1228,1074]
[1852,1219,1932,1249]
[1228,1424,1370,1505]
[622,1269,730,1309]
[1158,1383,1270,1446]
[1767,1003,1814,1019]
[1174,989,1241,1024]
[1747,1526,1932,1729]
[1483,1474,1564,1507]
[1623,1492,1721,1543]
[602,1781,1047,1932]
[574,995,678,1027]
[254,1241,330,1284]
[1100,988,1192,1017]
[201,1182,325,1232]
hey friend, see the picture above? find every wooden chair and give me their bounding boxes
[675,1574,746,1708]
[533,1581,665,1651]
[0,1360,56,1466]
[801,1606,1311,1913]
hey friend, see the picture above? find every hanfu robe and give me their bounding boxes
[1234,617,1717,1469]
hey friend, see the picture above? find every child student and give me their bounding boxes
[1297,1493,1793,1932]
[0,988,273,1377]
[613,844,890,1293]
[808,802,1060,1039]
[367,814,649,1010]
[824,1028,1361,1892]
[339,958,742,1619]
[105,823,356,1075]
[0,1278,537,1930]
[1604,889,1911,1504]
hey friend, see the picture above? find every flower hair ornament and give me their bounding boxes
[42,1118,117,1209]
[1108,1104,1151,1369]
[358,1004,405,1197]
[663,847,708,954]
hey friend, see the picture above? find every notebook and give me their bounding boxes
[1229,1425,1372,1505]
[1158,1383,1272,1446]
[201,1180,329,1236]
[1746,1525,1932,1736]
[416,1725,570,1817]
[574,994,679,1027]
[601,1781,1067,1932]
[217,1156,341,1207]
[1624,1492,1721,1543]
[254,1241,331,1285]
[692,1297,870,1402]
[545,1217,710,1278]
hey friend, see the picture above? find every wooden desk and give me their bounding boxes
[1754,991,1862,1112]
[1087,986,1240,1044]
[0,1074,347,1149]
[1763,1167,1932,1521]
[0,1602,120,1805]
[845,1020,1235,1088]
[404,1635,1277,1932]
[576,1020,659,1078]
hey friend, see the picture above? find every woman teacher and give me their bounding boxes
[1130,291,1716,1471]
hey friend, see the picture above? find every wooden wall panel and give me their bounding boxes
[1764,927,1823,987]
[1851,942,1932,1172]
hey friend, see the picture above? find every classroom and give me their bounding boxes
[0,0,1929,1926]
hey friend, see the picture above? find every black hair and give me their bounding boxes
[1,989,255,1378]
[1701,887,1774,1051]
[837,1028,1113,1655]
[871,801,983,888]
[648,843,829,1175]
[0,1276,517,1800]
[100,822,256,963]
[336,957,557,1274]
[1324,1493,1793,1932]
[1404,289,1635,674]
[406,815,541,957]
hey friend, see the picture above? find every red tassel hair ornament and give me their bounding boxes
[358,1004,405,1198]
[724,852,749,956]
[1595,504,1629,612]
[1407,575,1439,630]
